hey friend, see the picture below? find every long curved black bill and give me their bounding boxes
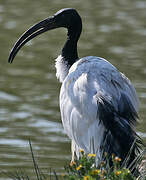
[8,16,56,63]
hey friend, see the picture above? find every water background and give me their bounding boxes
[0,0,146,179]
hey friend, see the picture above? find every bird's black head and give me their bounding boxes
[54,8,82,30]
[8,8,82,63]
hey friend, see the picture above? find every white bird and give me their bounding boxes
[8,8,142,171]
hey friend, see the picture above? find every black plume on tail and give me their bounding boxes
[98,93,143,173]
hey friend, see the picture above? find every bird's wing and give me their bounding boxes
[60,56,140,160]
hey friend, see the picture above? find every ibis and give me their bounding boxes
[8,8,142,171]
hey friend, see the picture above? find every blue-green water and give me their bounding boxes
[0,0,146,179]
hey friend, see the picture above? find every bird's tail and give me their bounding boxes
[97,93,144,174]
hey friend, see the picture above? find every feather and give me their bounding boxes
[59,56,142,170]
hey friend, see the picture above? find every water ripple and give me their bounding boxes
[0,91,20,102]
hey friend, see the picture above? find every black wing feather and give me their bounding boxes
[98,93,142,170]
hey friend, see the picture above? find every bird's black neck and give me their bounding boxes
[62,24,82,67]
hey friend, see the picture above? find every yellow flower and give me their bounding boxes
[115,156,122,162]
[99,173,104,178]
[70,161,76,166]
[76,164,82,170]
[91,169,101,175]
[84,176,90,180]
[88,153,96,158]
[80,149,84,153]
[102,169,107,174]
[80,149,84,155]
[115,170,122,176]
[112,153,115,157]
[100,161,105,166]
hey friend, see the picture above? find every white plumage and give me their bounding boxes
[56,55,139,161]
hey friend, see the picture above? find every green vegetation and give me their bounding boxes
[62,150,145,180]
[2,141,146,180]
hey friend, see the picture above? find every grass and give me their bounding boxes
[63,150,146,180]
[1,141,146,180]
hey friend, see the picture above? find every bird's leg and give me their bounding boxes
[71,140,77,162]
